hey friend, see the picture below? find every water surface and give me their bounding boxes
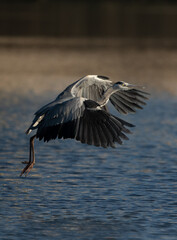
[0,93,177,240]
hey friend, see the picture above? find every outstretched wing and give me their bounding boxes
[70,75,149,114]
[110,89,149,114]
[26,97,85,134]
[36,98,134,148]
[27,76,149,136]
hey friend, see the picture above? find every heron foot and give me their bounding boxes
[20,162,35,177]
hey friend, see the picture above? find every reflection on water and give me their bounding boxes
[0,93,177,240]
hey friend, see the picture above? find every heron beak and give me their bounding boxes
[126,83,145,89]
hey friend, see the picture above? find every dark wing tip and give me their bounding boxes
[97,75,110,80]
[132,89,150,98]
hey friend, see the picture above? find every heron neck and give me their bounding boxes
[98,86,119,107]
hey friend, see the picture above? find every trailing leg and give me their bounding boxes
[20,135,36,177]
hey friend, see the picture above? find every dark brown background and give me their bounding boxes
[0,0,177,38]
[0,0,177,96]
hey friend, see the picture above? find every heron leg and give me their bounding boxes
[22,135,33,164]
[20,135,36,177]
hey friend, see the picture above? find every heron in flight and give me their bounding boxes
[20,75,149,176]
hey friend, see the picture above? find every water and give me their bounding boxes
[0,93,177,240]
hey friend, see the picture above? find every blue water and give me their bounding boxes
[0,93,177,240]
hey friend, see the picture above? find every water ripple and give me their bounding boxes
[0,95,177,240]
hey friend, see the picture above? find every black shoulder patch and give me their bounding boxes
[84,100,100,109]
[97,75,109,80]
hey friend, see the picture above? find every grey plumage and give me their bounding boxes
[21,75,149,176]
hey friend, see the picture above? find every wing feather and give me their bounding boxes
[36,98,134,148]
[92,124,101,147]
[96,123,108,148]
[110,89,149,114]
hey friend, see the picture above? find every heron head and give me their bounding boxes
[113,81,136,90]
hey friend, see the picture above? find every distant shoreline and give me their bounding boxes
[0,37,177,49]
[0,37,176,97]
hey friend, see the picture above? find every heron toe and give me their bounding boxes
[20,162,35,177]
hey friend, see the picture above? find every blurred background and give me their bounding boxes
[0,0,177,38]
[1,1,177,240]
[0,0,177,96]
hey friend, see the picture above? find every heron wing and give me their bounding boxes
[110,89,149,114]
[26,74,111,135]
[36,98,134,148]
[71,76,149,114]
[26,97,85,134]
[27,79,149,135]
[71,75,112,102]
[36,97,85,128]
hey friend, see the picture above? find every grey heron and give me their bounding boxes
[20,75,149,176]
